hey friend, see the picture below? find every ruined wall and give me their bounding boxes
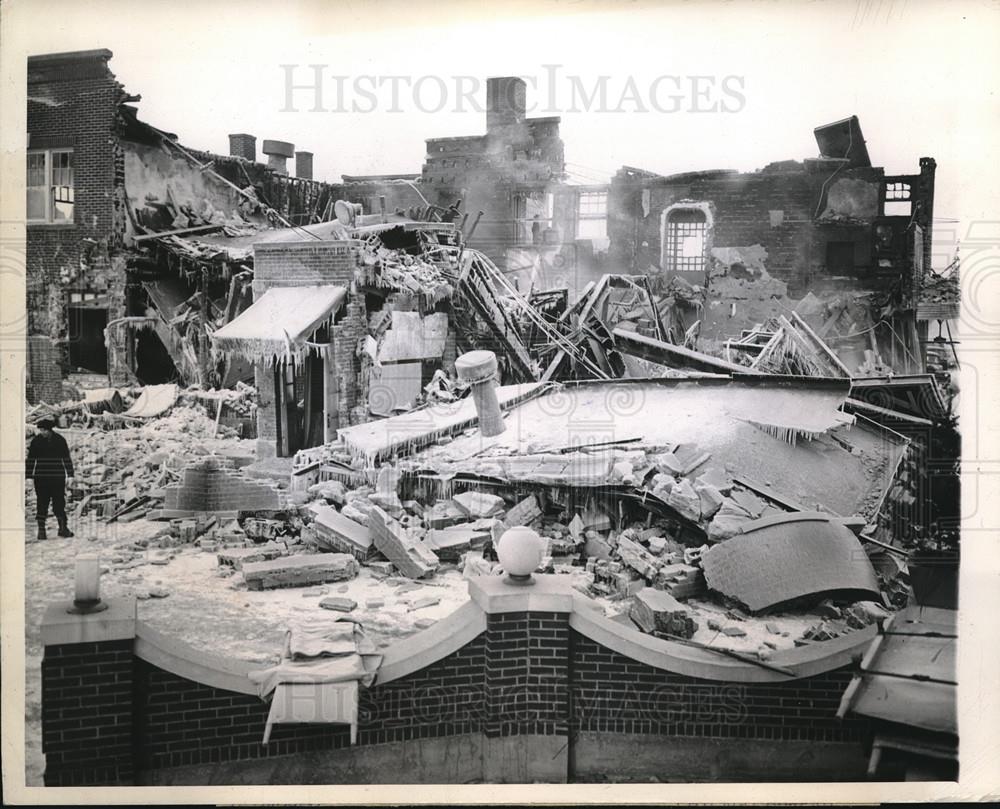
[251,241,365,457]
[123,141,249,227]
[26,50,126,401]
[186,149,341,226]
[422,82,565,265]
[607,162,933,299]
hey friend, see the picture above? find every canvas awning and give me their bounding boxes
[210,285,346,364]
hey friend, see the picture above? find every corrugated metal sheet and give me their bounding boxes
[700,512,881,612]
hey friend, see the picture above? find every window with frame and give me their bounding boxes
[664,208,708,273]
[577,190,608,240]
[885,182,911,201]
[27,149,74,224]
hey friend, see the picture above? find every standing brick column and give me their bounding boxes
[40,598,137,785]
[468,575,575,782]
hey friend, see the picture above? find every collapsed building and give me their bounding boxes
[27,49,960,785]
[606,116,938,377]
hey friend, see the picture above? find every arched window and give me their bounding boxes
[663,207,708,274]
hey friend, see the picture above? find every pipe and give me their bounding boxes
[455,350,504,437]
[466,210,484,240]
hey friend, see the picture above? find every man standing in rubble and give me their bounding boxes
[26,418,75,540]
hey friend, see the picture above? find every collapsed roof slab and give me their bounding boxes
[337,382,547,465]
[407,377,906,521]
[700,511,881,613]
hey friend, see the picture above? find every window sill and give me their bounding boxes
[27,222,76,230]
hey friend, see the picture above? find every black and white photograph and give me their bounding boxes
[1,0,998,802]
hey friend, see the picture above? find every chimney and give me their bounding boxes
[486,77,526,131]
[295,151,314,180]
[228,133,257,162]
[261,139,295,175]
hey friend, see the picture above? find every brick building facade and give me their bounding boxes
[25,49,344,402]
[26,50,128,403]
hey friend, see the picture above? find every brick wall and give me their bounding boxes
[252,241,359,294]
[569,631,867,743]
[162,457,288,512]
[40,584,874,784]
[27,334,64,404]
[252,242,367,453]
[27,52,126,400]
[608,160,934,299]
[41,639,135,786]
[359,633,487,744]
[134,659,351,770]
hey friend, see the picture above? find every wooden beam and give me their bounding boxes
[133,224,224,243]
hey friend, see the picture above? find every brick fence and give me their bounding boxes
[39,576,876,785]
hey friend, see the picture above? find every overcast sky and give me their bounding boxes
[6,0,1000,269]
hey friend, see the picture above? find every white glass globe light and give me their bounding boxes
[496,526,545,584]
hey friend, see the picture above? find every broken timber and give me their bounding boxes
[612,328,753,375]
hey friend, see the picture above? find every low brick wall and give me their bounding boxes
[40,577,876,785]
[161,457,289,514]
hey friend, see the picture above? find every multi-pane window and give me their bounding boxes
[26,149,74,224]
[577,191,608,240]
[664,208,708,273]
[885,182,911,201]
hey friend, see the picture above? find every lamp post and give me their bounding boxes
[67,554,108,615]
[496,526,545,586]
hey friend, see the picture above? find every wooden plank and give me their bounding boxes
[132,224,224,243]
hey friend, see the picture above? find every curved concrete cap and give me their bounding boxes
[123,573,877,699]
[701,512,881,613]
[569,601,877,683]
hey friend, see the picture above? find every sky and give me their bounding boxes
[5,0,1000,269]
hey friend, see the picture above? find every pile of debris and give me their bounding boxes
[26,387,256,526]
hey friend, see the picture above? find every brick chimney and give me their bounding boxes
[262,139,295,175]
[228,133,257,162]
[295,151,314,180]
[486,77,526,131]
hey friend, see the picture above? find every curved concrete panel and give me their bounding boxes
[135,620,258,695]
[569,600,876,683]
[376,599,487,684]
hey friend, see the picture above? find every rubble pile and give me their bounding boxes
[26,389,256,525]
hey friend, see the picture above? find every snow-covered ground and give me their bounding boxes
[22,514,473,786]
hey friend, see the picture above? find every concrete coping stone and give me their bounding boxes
[40,596,137,647]
[467,574,576,614]
[376,599,487,685]
[134,619,259,695]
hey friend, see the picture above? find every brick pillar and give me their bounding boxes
[468,575,574,782]
[40,598,137,785]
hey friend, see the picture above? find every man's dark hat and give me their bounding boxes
[36,418,56,429]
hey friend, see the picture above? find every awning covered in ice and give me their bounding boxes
[210,285,347,364]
